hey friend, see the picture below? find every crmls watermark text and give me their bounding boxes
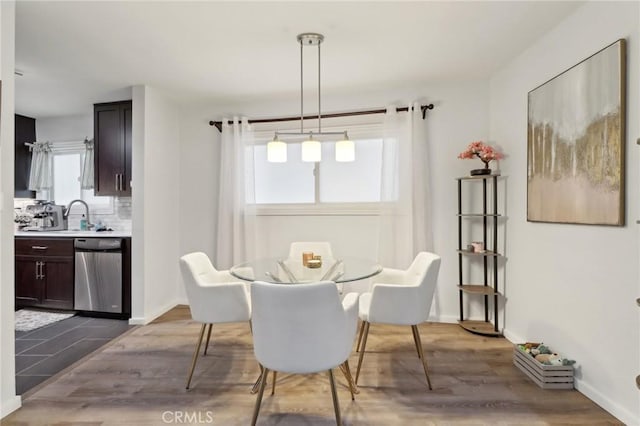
[162,411,214,424]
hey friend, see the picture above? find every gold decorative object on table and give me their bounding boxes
[302,252,314,266]
[307,257,322,269]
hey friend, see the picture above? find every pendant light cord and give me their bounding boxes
[300,38,304,134]
[318,40,321,133]
[299,34,322,135]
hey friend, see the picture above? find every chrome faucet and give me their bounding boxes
[64,199,93,230]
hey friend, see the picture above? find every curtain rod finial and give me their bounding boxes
[421,104,434,119]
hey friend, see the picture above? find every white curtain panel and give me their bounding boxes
[377,103,433,268]
[27,141,53,191]
[216,117,257,269]
[80,138,94,189]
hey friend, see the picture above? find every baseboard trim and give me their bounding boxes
[129,300,180,325]
[573,378,637,425]
[502,326,632,424]
[431,314,458,324]
[1,395,22,419]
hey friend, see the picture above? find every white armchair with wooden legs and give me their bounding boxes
[355,251,441,390]
[179,252,251,390]
[250,281,359,426]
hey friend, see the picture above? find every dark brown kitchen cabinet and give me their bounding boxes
[15,238,74,310]
[94,100,132,196]
[15,114,36,198]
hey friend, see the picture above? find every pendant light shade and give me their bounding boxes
[335,136,355,162]
[301,136,322,162]
[267,136,287,163]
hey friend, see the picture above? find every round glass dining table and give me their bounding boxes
[230,257,382,284]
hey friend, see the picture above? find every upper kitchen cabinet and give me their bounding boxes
[15,114,36,198]
[94,100,132,196]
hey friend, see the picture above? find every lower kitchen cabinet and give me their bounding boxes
[15,238,74,310]
[15,236,132,318]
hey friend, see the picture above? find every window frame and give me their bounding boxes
[36,141,115,215]
[250,121,385,216]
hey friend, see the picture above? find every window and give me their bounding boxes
[38,145,113,214]
[318,139,382,203]
[252,135,384,212]
[254,143,315,204]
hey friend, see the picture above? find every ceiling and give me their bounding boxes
[14,1,583,119]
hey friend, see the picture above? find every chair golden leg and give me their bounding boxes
[203,324,213,355]
[251,367,270,426]
[340,361,358,400]
[355,320,365,352]
[328,369,342,426]
[412,324,433,390]
[186,323,207,390]
[355,321,370,384]
[271,371,277,396]
[410,324,421,359]
[251,364,264,394]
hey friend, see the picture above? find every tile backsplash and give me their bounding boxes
[14,197,132,232]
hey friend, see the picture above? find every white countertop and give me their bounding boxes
[15,230,131,238]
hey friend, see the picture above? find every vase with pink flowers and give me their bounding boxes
[458,141,504,176]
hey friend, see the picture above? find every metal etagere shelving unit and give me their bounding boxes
[456,174,503,336]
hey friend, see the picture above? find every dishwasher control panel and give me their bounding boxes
[74,238,122,251]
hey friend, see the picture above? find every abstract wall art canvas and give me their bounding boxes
[527,39,626,226]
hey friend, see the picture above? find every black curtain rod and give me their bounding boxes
[209,103,434,132]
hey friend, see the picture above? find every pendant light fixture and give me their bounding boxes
[267,33,353,163]
[335,134,355,162]
[267,136,287,162]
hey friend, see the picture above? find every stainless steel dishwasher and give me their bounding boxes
[74,238,123,313]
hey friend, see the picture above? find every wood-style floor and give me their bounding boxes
[4,305,622,425]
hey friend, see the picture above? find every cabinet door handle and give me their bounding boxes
[119,173,123,191]
[35,261,43,280]
[115,174,119,191]
[40,262,45,280]
[32,246,48,250]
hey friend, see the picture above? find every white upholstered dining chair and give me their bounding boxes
[250,281,359,426]
[179,252,251,390]
[355,251,441,389]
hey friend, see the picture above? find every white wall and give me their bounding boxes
[489,2,639,423]
[177,82,490,316]
[130,87,145,320]
[0,1,20,418]
[35,114,92,140]
[176,106,219,303]
[130,85,181,323]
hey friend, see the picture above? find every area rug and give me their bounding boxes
[15,309,75,332]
